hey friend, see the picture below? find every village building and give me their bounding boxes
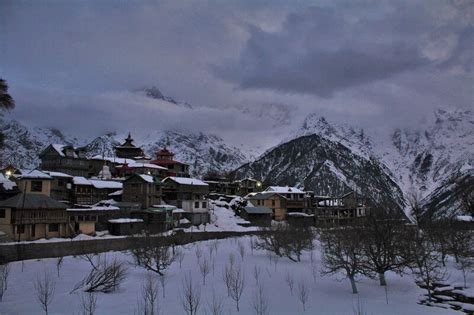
[43,171,74,204]
[310,191,370,225]
[263,186,308,212]
[39,144,109,177]
[122,174,162,209]
[161,176,209,225]
[151,147,190,177]
[114,133,145,159]
[235,178,263,196]
[108,218,144,236]
[72,176,123,205]
[67,202,123,235]
[246,192,287,221]
[13,169,53,196]
[116,162,168,178]
[241,206,273,226]
[0,193,70,241]
[130,205,176,234]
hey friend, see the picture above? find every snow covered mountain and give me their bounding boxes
[0,119,248,177]
[232,133,406,212]
[263,109,474,216]
[0,119,83,169]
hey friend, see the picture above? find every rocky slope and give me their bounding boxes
[232,133,406,212]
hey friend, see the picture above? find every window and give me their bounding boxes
[202,202,207,209]
[194,201,200,208]
[271,200,275,206]
[58,180,64,187]
[17,224,25,234]
[0,209,5,218]
[31,180,43,192]
[49,223,59,232]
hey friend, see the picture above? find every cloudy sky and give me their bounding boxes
[0,0,472,146]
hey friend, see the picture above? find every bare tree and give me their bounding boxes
[175,249,185,269]
[320,225,369,294]
[79,292,98,315]
[297,279,309,312]
[78,253,101,271]
[206,289,224,315]
[252,283,269,315]
[132,241,175,276]
[360,210,406,286]
[34,271,56,315]
[0,263,10,302]
[159,274,167,298]
[255,224,314,262]
[229,263,245,312]
[56,257,64,277]
[457,254,474,289]
[181,272,201,315]
[400,227,447,302]
[253,265,262,286]
[135,275,159,315]
[199,258,210,285]
[309,251,318,283]
[238,240,245,261]
[285,270,294,295]
[195,245,203,263]
[72,258,127,293]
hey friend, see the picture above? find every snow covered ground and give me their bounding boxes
[0,235,468,315]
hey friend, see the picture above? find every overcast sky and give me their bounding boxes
[0,0,472,146]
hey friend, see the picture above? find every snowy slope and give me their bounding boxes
[0,236,463,315]
[285,109,473,216]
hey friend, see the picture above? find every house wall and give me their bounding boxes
[123,179,162,209]
[17,179,52,196]
[250,196,286,220]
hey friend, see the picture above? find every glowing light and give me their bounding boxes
[5,170,12,177]
[256,181,262,187]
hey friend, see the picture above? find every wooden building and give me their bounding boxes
[67,203,124,235]
[246,192,287,221]
[114,133,145,159]
[108,218,144,236]
[151,147,190,177]
[39,144,108,177]
[310,191,370,225]
[234,178,263,196]
[72,177,123,205]
[161,176,209,225]
[122,174,162,209]
[263,186,307,212]
[241,206,272,226]
[0,193,70,241]
[116,162,168,178]
[43,171,73,204]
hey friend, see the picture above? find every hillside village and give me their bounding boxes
[0,132,373,242]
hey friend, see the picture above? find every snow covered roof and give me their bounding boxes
[456,215,473,222]
[0,173,17,190]
[67,204,120,212]
[164,176,208,186]
[16,169,52,179]
[138,174,155,183]
[127,163,167,170]
[43,171,73,178]
[108,218,143,224]
[51,144,66,157]
[264,186,305,194]
[108,190,123,196]
[73,177,123,189]
[287,212,314,217]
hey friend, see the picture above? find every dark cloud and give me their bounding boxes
[213,3,471,97]
[0,0,472,148]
